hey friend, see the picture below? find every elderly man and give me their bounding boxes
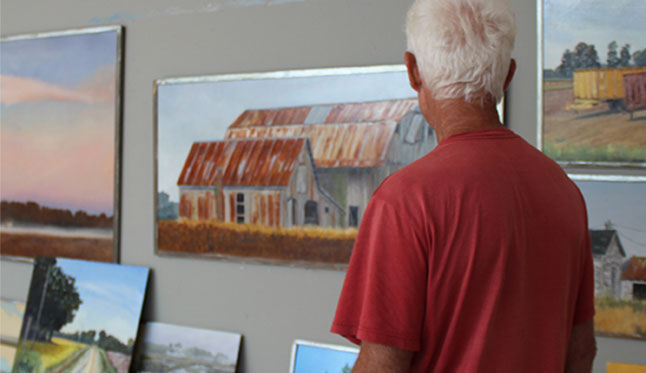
[331,0,596,371]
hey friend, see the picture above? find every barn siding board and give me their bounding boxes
[267,194,275,227]
[229,193,236,223]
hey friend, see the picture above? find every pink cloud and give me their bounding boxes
[1,107,115,214]
[0,68,115,105]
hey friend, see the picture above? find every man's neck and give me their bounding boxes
[428,98,504,143]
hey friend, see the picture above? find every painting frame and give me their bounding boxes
[153,64,505,269]
[568,173,646,340]
[0,25,124,264]
[288,339,359,373]
[537,0,646,173]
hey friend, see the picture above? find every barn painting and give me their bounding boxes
[572,177,646,339]
[155,66,446,268]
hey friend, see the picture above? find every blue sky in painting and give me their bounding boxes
[57,258,148,344]
[1,32,116,87]
[293,344,358,373]
[575,180,646,258]
[543,0,646,69]
[157,69,417,202]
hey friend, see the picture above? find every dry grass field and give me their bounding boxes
[595,297,646,339]
[0,232,114,262]
[543,85,646,163]
[158,220,357,266]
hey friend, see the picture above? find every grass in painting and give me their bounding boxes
[14,338,83,372]
[98,349,117,373]
[0,232,113,262]
[595,297,646,338]
[544,142,646,163]
[158,220,357,265]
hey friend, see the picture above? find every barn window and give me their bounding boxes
[236,193,245,224]
[304,201,319,225]
[349,206,359,227]
[325,206,329,213]
[635,284,646,300]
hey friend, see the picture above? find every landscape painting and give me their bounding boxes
[1,299,25,372]
[13,257,149,372]
[136,322,241,372]
[0,26,122,262]
[572,177,646,339]
[289,340,358,373]
[157,66,505,268]
[541,0,646,167]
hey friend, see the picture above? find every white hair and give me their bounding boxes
[406,0,516,105]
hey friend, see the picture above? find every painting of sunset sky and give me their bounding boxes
[0,27,122,262]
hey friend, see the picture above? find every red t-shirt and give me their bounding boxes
[331,128,594,372]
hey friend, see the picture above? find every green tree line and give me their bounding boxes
[1,200,113,228]
[553,41,646,78]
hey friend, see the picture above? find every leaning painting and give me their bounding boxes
[0,26,122,262]
[155,65,442,268]
[289,339,358,373]
[137,322,241,372]
[13,257,149,372]
[572,177,646,339]
[540,0,646,167]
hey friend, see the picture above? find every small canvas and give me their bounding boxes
[13,257,149,372]
[136,322,242,372]
[572,177,646,339]
[540,0,646,168]
[0,299,25,372]
[289,340,358,373]
[0,26,123,262]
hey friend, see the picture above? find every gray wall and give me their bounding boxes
[0,0,643,372]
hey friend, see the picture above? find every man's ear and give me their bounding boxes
[503,58,516,91]
[404,51,424,92]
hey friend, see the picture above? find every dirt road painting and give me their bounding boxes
[541,0,646,166]
[12,257,149,372]
[0,26,123,262]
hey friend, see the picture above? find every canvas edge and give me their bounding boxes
[151,64,412,270]
[568,174,646,183]
[0,24,125,264]
[289,339,360,373]
[0,24,122,41]
[112,25,125,264]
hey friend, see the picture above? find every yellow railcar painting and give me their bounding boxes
[573,67,646,101]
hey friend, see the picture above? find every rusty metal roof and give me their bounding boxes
[177,137,307,187]
[225,121,397,168]
[621,256,646,281]
[229,99,418,128]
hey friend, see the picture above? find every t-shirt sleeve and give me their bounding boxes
[573,231,595,325]
[330,195,428,352]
